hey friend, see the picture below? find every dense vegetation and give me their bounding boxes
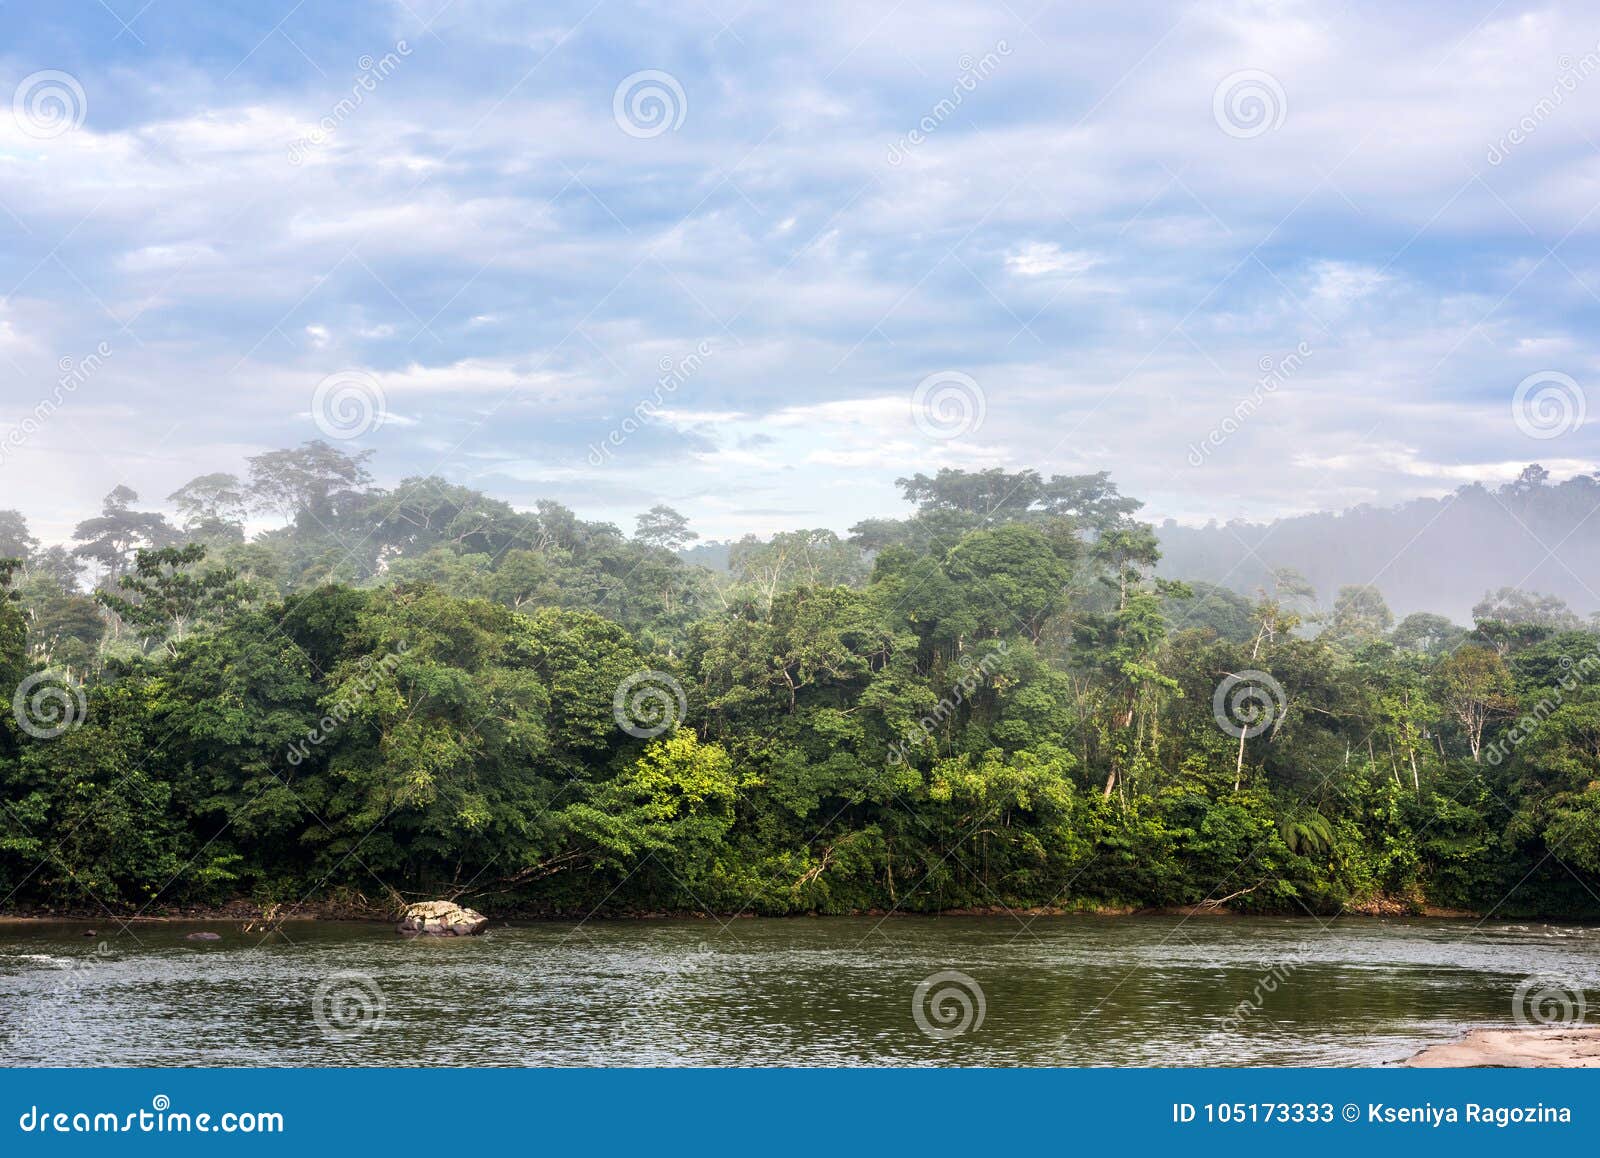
[3,445,1598,919]
[1157,464,1600,624]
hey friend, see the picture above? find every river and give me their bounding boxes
[1,915,1593,1066]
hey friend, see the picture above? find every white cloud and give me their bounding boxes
[2,0,1598,545]
[1005,243,1100,278]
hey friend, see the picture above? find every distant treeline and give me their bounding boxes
[1156,465,1600,623]
[1,451,1597,918]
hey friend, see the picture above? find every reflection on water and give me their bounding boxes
[1,915,1594,1067]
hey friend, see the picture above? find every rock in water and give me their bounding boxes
[396,901,489,937]
[184,931,223,941]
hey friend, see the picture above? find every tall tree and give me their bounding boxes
[246,441,374,524]
[1471,587,1582,631]
[633,505,699,552]
[1326,584,1394,647]
[1431,644,1514,761]
[71,486,178,585]
[0,510,38,561]
[168,472,248,542]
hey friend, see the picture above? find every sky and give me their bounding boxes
[1,0,1599,545]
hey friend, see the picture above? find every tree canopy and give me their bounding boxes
[1,453,1596,920]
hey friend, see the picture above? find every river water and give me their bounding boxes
[1,915,1593,1066]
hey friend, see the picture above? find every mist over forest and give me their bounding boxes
[1152,465,1600,625]
[683,463,1600,630]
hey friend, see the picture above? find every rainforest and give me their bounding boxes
[3,445,1598,921]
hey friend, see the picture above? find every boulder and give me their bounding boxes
[396,900,488,937]
[184,931,223,941]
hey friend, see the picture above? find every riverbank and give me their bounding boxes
[0,884,1503,923]
[1406,1027,1600,1067]
[0,898,389,924]
[0,899,1499,923]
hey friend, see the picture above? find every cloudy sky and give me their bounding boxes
[2,0,1598,543]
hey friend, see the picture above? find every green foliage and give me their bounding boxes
[2,458,1597,918]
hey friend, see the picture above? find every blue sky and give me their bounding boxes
[2,0,1598,543]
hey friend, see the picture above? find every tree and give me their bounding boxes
[374,477,534,559]
[0,560,27,713]
[1431,645,1514,761]
[1164,581,1255,642]
[1471,587,1582,631]
[1391,612,1463,654]
[17,573,103,673]
[29,545,83,593]
[1326,585,1393,646]
[1091,522,1161,611]
[168,472,248,542]
[892,467,1142,532]
[95,544,241,653]
[0,510,38,561]
[71,486,178,585]
[246,441,373,523]
[561,731,739,876]
[633,505,698,552]
[729,529,865,612]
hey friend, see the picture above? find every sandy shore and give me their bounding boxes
[1406,1027,1600,1067]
